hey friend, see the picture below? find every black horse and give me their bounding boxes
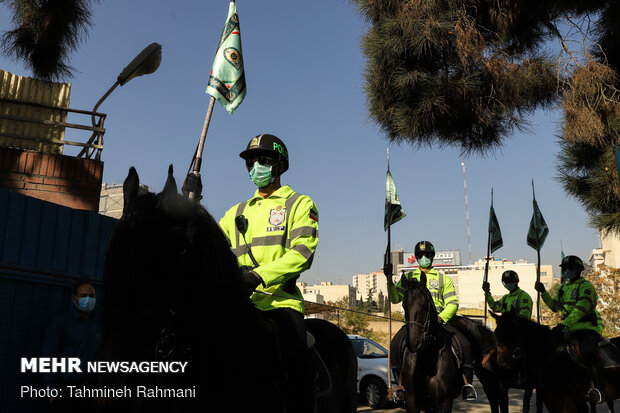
[491,310,620,413]
[450,315,513,413]
[99,166,357,413]
[399,272,464,412]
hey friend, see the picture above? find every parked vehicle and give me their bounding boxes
[348,334,404,408]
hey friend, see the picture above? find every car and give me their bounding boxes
[348,334,404,409]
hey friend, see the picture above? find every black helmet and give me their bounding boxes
[560,255,584,273]
[501,270,519,283]
[414,241,435,259]
[239,134,289,174]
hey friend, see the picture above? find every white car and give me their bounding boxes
[348,334,403,409]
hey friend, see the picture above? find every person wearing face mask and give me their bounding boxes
[215,133,318,413]
[483,270,532,318]
[483,271,541,412]
[387,240,478,401]
[41,279,100,412]
[535,255,605,404]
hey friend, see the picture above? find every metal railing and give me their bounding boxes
[0,97,106,160]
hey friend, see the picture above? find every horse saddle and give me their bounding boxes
[439,325,465,369]
[306,331,333,398]
[564,338,620,369]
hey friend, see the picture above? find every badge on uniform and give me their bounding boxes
[267,206,286,232]
[429,279,439,289]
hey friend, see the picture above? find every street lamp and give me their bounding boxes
[79,42,162,158]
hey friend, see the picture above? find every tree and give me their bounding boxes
[0,0,99,80]
[354,0,620,232]
[331,297,372,336]
[584,265,620,338]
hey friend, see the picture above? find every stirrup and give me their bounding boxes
[586,387,604,404]
[462,384,477,401]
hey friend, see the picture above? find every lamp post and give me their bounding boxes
[79,42,162,159]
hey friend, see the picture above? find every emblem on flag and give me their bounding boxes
[224,47,243,70]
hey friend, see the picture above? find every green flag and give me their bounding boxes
[206,1,246,114]
[385,169,406,231]
[488,205,503,253]
[527,199,549,250]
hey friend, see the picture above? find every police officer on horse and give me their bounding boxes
[535,255,606,404]
[387,240,478,401]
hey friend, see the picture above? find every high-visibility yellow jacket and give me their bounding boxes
[541,277,600,333]
[485,288,533,319]
[219,185,318,314]
[388,268,459,323]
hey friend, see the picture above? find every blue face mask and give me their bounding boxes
[249,162,274,188]
[418,256,432,268]
[503,282,517,292]
[77,297,96,313]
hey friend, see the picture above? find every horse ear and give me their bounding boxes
[489,311,500,320]
[401,273,409,290]
[420,271,427,287]
[123,167,139,215]
[162,164,178,198]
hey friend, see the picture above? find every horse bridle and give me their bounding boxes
[404,291,434,345]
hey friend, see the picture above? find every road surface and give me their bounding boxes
[357,379,619,412]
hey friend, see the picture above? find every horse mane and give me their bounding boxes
[451,316,496,342]
[402,274,440,332]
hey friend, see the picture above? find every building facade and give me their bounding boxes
[298,281,356,308]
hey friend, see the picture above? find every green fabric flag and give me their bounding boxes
[527,199,549,250]
[206,1,246,114]
[385,169,406,231]
[488,205,503,253]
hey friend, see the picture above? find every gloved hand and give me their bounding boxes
[182,173,203,200]
[437,315,444,325]
[240,266,263,296]
[551,323,568,340]
[482,281,490,294]
[534,281,546,294]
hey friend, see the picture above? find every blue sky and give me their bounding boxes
[0,1,600,285]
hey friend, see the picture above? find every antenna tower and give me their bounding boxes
[461,156,473,265]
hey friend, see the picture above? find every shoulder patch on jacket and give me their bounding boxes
[309,209,318,222]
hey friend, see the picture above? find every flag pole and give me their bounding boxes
[483,188,493,326]
[533,180,542,323]
[190,96,216,175]
[384,147,394,399]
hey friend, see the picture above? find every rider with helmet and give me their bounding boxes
[387,240,478,401]
[483,270,533,318]
[483,270,540,411]
[535,255,605,404]
[186,134,319,412]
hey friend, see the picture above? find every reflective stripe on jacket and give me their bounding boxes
[485,288,532,319]
[541,277,600,333]
[219,185,318,313]
[388,268,459,322]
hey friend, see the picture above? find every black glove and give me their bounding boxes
[240,266,263,296]
[437,315,444,325]
[482,281,490,294]
[551,324,568,339]
[534,281,546,294]
[182,173,203,200]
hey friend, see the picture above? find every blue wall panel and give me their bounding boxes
[0,189,117,412]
